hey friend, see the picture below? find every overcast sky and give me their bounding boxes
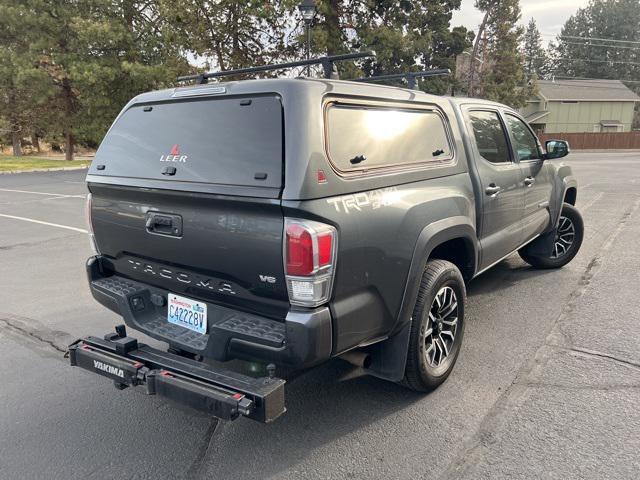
[451,0,590,44]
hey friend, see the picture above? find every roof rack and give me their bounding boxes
[177,52,376,84]
[353,69,451,89]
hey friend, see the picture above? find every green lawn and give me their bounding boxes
[0,155,91,172]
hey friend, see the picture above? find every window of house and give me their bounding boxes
[325,104,453,173]
[467,111,511,164]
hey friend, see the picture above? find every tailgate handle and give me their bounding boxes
[145,212,182,237]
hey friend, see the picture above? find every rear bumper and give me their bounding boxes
[87,256,332,369]
[68,327,285,422]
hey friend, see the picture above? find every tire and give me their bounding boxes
[402,259,466,392]
[519,203,584,269]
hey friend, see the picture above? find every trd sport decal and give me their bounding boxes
[327,186,400,213]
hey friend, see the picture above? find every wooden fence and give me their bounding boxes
[538,132,640,150]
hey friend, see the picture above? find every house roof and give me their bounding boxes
[537,79,640,102]
[525,110,550,123]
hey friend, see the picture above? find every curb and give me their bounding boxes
[573,149,640,153]
[0,166,89,175]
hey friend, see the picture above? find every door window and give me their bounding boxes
[468,111,511,164]
[505,114,541,161]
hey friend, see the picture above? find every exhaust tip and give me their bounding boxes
[340,350,371,369]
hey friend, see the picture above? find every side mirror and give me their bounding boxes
[544,140,570,160]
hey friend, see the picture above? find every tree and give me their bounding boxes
[552,0,640,84]
[468,0,534,107]
[0,3,52,156]
[162,1,473,93]
[522,18,548,79]
[158,0,298,73]
[0,0,184,159]
[310,1,473,93]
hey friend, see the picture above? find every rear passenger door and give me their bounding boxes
[465,109,525,270]
[504,113,553,242]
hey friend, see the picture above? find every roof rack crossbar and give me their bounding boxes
[353,69,451,89]
[177,52,376,83]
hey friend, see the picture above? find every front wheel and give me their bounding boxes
[402,259,466,392]
[519,202,584,269]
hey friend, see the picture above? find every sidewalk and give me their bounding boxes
[447,199,640,479]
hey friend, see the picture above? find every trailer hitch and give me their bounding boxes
[68,325,285,422]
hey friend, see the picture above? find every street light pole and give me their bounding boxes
[298,0,316,76]
[306,22,311,74]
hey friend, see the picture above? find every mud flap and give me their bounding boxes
[522,229,555,257]
[363,321,412,382]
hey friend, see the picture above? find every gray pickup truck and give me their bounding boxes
[69,57,583,423]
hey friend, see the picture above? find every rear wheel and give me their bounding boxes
[402,259,465,392]
[519,203,584,269]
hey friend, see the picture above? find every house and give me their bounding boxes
[521,79,640,134]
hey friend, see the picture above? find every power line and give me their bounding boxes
[562,41,640,51]
[530,56,640,67]
[560,35,640,45]
[540,33,640,45]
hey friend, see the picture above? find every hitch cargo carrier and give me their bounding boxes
[68,326,285,423]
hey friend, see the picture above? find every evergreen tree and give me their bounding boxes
[0,0,183,159]
[0,3,52,155]
[158,0,298,73]
[310,1,473,93]
[552,0,640,87]
[522,18,548,79]
[469,0,534,107]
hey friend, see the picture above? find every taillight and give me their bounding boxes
[284,218,337,307]
[85,193,100,254]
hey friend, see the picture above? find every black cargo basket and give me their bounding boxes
[68,326,285,423]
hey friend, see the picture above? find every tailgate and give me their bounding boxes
[89,184,289,318]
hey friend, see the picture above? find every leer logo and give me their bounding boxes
[160,144,188,163]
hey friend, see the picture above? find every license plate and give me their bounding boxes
[167,294,207,334]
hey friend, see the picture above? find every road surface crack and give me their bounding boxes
[558,345,640,371]
[183,418,219,479]
[0,232,81,251]
[0,314,70,353]
[522,382,640,391]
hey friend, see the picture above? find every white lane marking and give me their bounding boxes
[42,195,87,202]
[0,213,88,233]
[0,188,85,198]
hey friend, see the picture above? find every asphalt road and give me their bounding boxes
[0,152,639,479]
